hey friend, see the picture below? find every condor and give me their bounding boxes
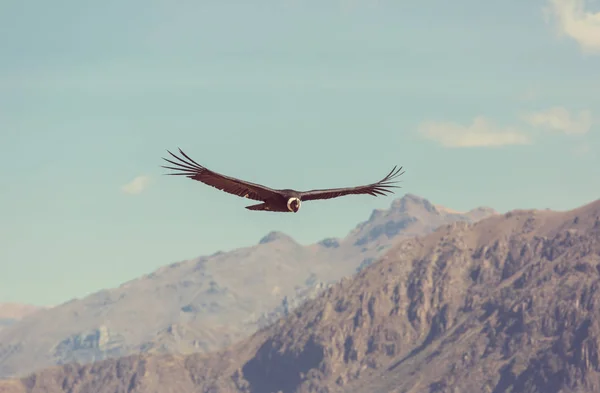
[162,148,404,213]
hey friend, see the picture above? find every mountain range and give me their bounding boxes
[0,194,496,379]
[0,197,598,392]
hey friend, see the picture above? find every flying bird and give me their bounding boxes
[161,148,404,213]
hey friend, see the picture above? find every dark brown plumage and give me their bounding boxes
[161,148,404,213]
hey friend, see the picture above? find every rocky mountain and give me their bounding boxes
[1,198,599,393]
[0,194,496,379]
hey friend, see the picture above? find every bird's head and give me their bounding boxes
[287,197,301,213]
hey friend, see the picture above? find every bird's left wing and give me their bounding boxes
[161,148,278,201]
[299,166,404,201]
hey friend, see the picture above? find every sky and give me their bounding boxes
[1,0,599,306]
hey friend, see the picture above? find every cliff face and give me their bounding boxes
[0,194,494,379]
[1,199,599,393]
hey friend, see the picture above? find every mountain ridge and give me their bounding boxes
[1,198,598,392]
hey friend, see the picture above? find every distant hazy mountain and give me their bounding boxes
[0,194,496,379]
[2,198,598,393]
[0,304,42,333]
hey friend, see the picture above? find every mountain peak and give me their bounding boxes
[258,231,295,245]
[389,193,437,214]
[464,206,499,220]
[366,194,435,222]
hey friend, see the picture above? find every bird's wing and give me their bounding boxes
[161,148,278,201]
[299,166,404,201]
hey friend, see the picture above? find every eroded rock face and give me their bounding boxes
[51,326,125,366]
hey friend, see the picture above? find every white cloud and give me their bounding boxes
[418,116,531,148]
[545,0,600,53]
[523,106,592,134]
[121,175,151,195]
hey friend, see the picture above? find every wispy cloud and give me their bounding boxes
[523,106,593,134]
[121,175,151,195]
[417,116,531,148]
[544,0,600,54]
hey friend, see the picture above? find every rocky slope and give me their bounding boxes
[0,194,495,379]
[1,198,598,392]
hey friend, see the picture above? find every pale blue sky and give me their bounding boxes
[1,0,599,306]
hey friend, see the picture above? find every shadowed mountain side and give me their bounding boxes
[1,198,598,392]
[0,194,496,379]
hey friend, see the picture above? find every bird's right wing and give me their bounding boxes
[161,148,278,201]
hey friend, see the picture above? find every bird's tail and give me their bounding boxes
[245,202,271,211]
